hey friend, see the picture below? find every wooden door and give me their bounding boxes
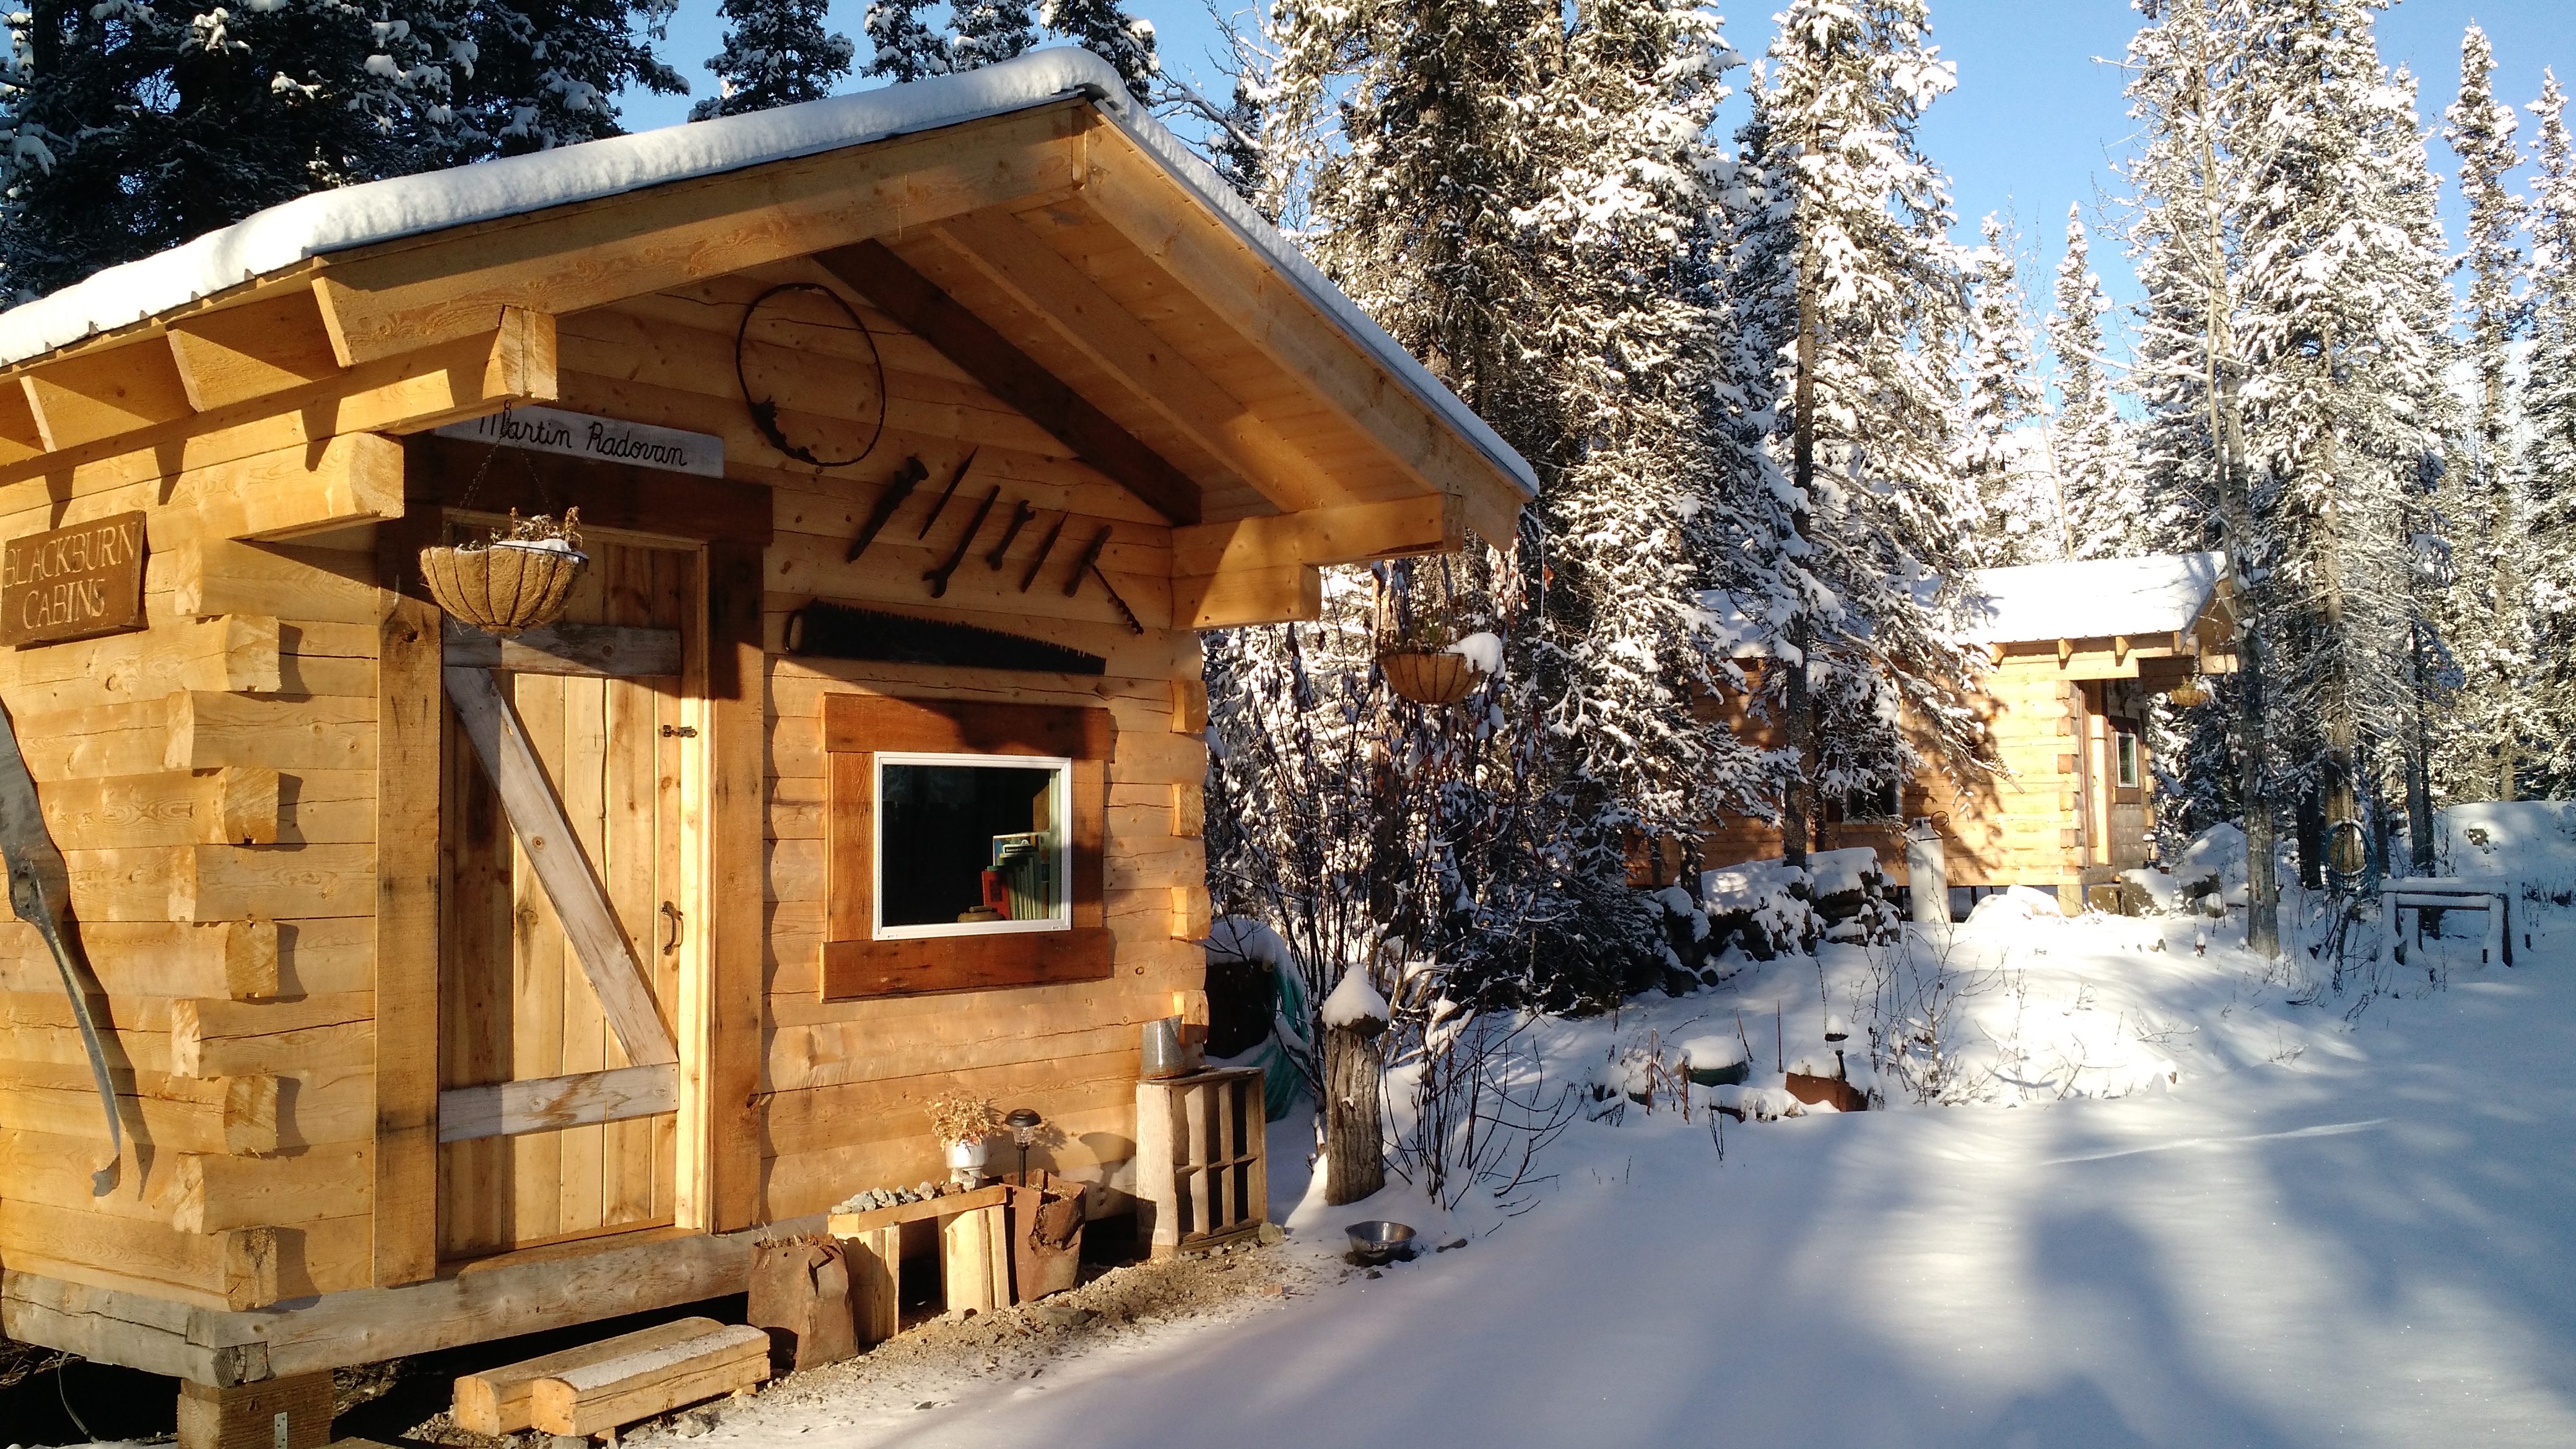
[437,539,697,1260]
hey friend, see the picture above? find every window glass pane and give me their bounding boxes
[878,762,1064,928]
[2116,731,2139,787]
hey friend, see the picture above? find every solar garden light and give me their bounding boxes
[1006,1107,1044,1182]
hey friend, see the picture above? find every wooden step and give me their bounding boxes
[451,1316,760,1436]
[528,1321,771,1437]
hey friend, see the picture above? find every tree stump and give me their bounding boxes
[1323,1020,1385,1205]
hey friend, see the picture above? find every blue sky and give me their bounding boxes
[620,1,2576,360]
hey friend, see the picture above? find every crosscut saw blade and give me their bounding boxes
[0,700,122,1184]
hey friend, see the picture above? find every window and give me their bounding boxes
[873,754,1070,937]
[1825,780,1904,824]
[2115,728,2140,788]
[822,695,1113,1000]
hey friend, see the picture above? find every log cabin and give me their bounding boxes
[0,49,1534,1443]
[1676,553,2237,915]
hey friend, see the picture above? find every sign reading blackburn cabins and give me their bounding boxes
[2,511,147,646]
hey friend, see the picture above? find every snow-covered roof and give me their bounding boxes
[0,49,1536,500]
[1960,552,2227,644]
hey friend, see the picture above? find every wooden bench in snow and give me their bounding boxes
[2378,879,2517,968]
[451,1317,768,1438]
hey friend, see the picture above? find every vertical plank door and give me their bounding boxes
[438,539,697,1260]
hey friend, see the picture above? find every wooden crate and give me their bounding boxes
[1134,1066,1267,1258]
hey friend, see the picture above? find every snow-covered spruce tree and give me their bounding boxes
[2230,1,2450,890]
[0,0,457,297]
[1957,212,2057,565]
[412,0,685,159]
[2437,22,2540,802]
[1752,0,1985,861]
[861,0,951,82]
[2523,72,2576,796]
[2052,206,2147,560]
[694,0,855,119]
[1038,0,1156,100]
[2121,0,2282,945]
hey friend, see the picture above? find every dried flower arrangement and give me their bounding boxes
[925,1092,1000,1147]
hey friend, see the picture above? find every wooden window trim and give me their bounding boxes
[821,694,1113,1000]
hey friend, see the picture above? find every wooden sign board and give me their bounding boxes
[435,406,724,478]
[2,511,147,646]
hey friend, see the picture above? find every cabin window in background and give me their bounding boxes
[874,753,1069,938]
[2115,728,2140,788]
[1826,780,1904,823]
[820,694,1113,1000]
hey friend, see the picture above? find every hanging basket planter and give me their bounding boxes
[2168,674,2210,708]
[1378,649,1486,705]
[419,508,589,637]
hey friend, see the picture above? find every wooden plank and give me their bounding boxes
[822,1182,1009,1237]
[844,1224,899,1346]
[526,1321,769,1437]
[1035,157,1528,529]
[0,612,277,705]
[820,693,1113,757]
[152,432,404,544]
[375,534,442,1286]
[820,927,1116,1001]
[0,920,277,999]
[176,1368,333,1449]
[453,1315,729,1436]
[814,240,1200,526]
[307,105,1087,365]
[938,1203,1007,1315]
[1173,564,1321,630]
[1170,495,1461,577]
[37,767,279,849]
[173,1144,372,1234]
[405,435,773,545]
[437,1063,679,1142]
[443,666,678,1067]
[168,993,373,1077]
[159,539,390,626]
[703,539,765,1232]
[165,692,375,772]
[22,342,194,453]
[925,209,1342,513]
[164,291,346,412]
[1170,884,1211,941]
[442,620,684,676]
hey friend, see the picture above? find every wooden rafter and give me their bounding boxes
[920,209,1339,514]
[815,239,1201,526]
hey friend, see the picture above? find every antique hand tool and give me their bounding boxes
[844,455,926,563]
[925,486,1001,598]
[1063,526,1113,596]
[1017,513,1068,593]
[915,449,979,539]
[984,498,1036,569]
[1092,563,1144,635]
[0,701,121,1188]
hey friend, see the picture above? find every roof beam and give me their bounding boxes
[920,208,1340,515]
[816,239,1200,526]
[166,291,346,412]
[22,342,194,452]
[310,104,1087,368]
[1051,126,1530,540]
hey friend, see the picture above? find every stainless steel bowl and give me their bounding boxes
[1345,1220,1417,1264]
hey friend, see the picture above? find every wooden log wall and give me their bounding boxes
[1684,655,2093,892]
[546,273,1211,1222]
[0,524,388,1313]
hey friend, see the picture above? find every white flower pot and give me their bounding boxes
[946,1137,989,1185]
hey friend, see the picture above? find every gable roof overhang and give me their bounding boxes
[0,51,1534,628]
[1963,552,2239,680]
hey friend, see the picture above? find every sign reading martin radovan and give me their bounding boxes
[436,406,724,478]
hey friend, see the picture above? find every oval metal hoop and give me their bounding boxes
[735,282,887,468]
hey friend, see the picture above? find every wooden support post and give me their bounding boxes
[844,1225,900,1346]
[373,515,442,1287]
[938,1203,1010,1315]
[176,1370,333,1449]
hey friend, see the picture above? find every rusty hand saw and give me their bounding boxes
[0,700,122,1188]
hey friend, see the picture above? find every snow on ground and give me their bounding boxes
[669,806,2576,1448]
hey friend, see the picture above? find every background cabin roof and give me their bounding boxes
[0,48,1535,512]
[1961,552,2228,645]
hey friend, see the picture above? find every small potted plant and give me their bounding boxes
[926,1092,1001,1186]
[417,507,589,637]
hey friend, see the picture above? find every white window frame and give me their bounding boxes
[871,751,1074,941]
[2115,728,2140,788]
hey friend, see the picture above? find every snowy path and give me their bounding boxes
[694,909,2576,1448]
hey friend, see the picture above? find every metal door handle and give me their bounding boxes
[661,900,684,953]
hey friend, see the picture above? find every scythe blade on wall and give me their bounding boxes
[0,701,124,1191]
